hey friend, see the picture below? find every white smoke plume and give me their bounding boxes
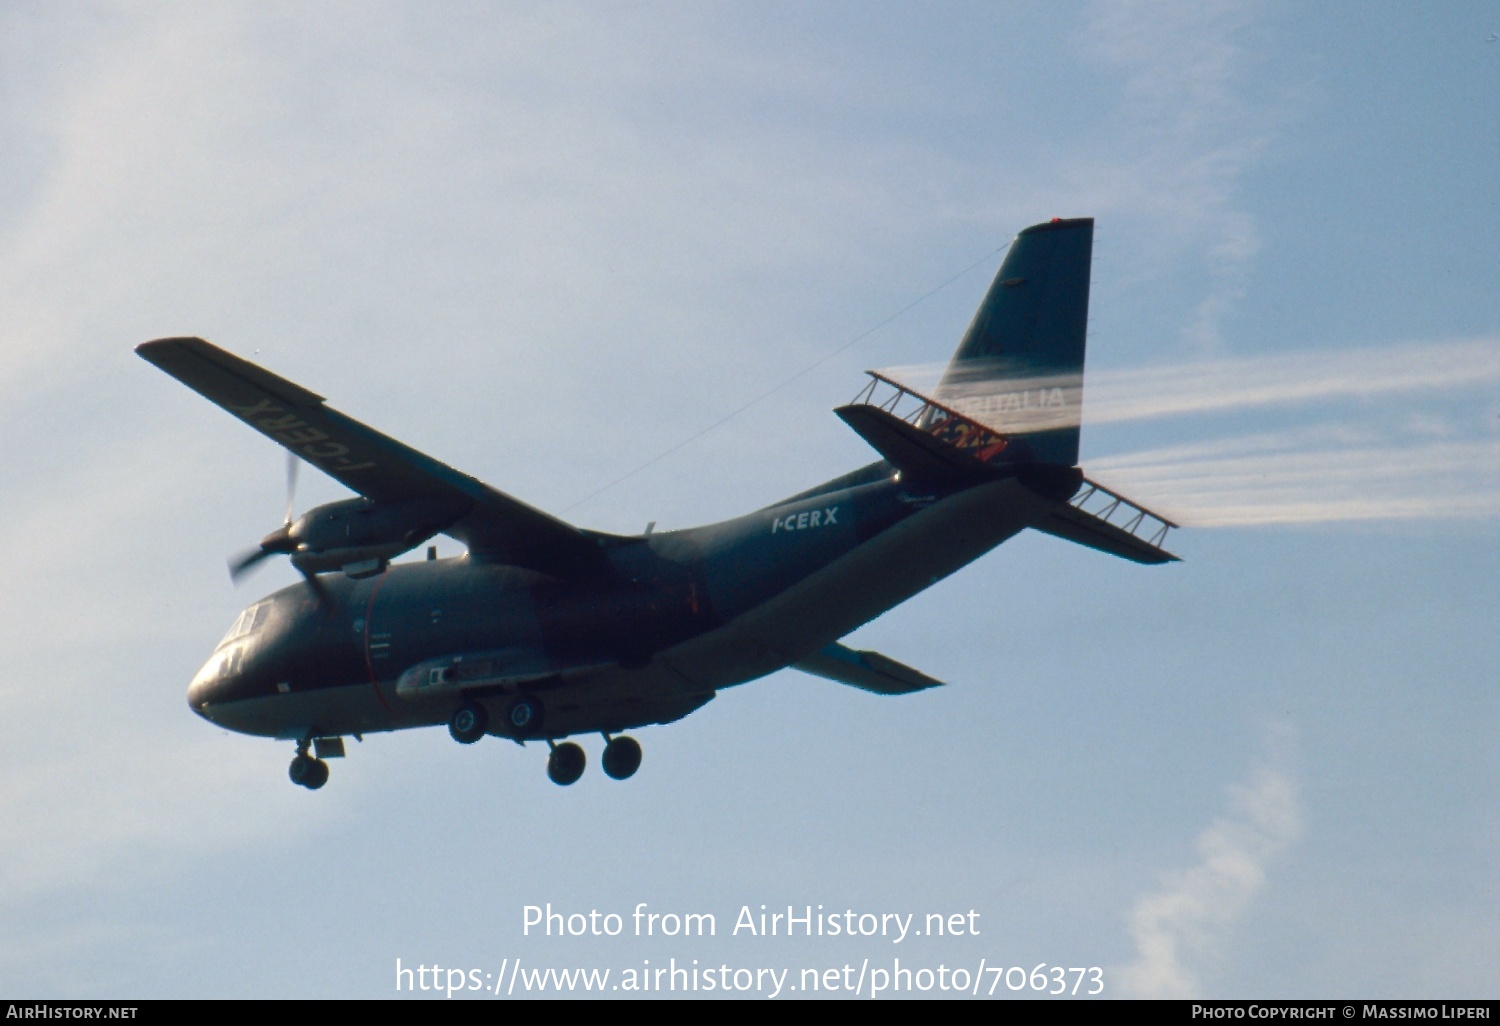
[1083,337,1500,425]
[878,337,1500,428]
[874,336,1500,526]
[1090,431,1500,526]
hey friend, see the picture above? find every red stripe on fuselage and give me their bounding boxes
[362,572,395,713]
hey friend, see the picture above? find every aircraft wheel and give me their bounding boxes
[304,758,330,790]
[601,735,642,780]
[506,695,544,737]
[448,702,488,744]
[547,742,586,786]
[288,754,315,786]
[289,754,329,789]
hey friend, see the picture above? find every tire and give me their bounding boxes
[288,753,316,786]
[506,695,544,736]
[448,702,488,744]
[547,741,586,786]
[304,759,330,790]
[601,735,642,780]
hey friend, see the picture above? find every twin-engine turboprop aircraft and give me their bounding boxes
[138,216,1178,791]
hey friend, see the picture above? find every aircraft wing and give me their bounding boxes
[792,642,945,696]
[136,337,615,579]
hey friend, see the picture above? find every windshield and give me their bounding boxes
[216,601,269,650]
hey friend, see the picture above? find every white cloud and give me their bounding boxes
[1115,731,1302,998]
[1075,0,1272,352]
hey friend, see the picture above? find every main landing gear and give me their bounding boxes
[505,695,543,736]
[544,734,641,786]
[442,696,642,785]
[448,702,488,744]
[446,696,538,743]
[601,734,642,781]
[547,741,586,786]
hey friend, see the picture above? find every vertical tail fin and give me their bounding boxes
[936,217,1093,466]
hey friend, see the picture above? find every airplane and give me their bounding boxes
[137,216,1178,791]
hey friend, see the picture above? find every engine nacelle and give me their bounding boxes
[284,496,468,576]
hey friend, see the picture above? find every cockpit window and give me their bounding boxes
[217,602,268,649]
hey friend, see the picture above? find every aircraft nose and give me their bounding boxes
[186,676,212,720]
[186,659,226,723]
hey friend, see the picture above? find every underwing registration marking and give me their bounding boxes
[224,398,376,474]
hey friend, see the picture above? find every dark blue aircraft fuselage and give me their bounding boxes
[187,465,1053,743]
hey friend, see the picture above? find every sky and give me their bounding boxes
[1,0,1496,1000]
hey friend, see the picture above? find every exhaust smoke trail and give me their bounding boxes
[1089,433,1500,526]
[1088,337,1500,425]
[877,337,1500,526]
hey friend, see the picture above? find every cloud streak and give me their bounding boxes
[1115,732,1302,998]
[1077,0,1269,352]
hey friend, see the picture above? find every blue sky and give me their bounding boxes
[1,0,1496,999]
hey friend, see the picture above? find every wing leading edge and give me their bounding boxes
[136,337,616,580]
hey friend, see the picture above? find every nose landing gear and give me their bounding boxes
[289,739,330,790]
[288,736,345,789]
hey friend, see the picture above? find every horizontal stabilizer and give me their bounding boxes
[837,369,1085,487]
[835,401,1083,502]
[792,642,944,696]
[835,403,998,483]
[1032,478,1180,564]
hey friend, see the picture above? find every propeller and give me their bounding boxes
[228,452,304,583]
[224,466,456,605]
[283,449,299,528]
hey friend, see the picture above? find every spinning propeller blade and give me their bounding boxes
[283,451,298,528]
[226,454,305,586]
[229,546,275,581]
